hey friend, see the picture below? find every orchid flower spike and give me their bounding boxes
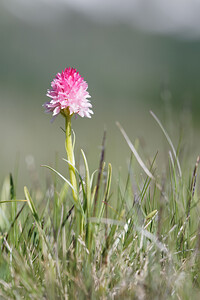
[43,67,93,120]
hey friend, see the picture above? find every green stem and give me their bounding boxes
[64,113,84,250]
[65,114,78,203]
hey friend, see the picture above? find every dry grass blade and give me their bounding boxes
[187,155,200,218]
[150,110,182,177]
[116,121,162,191]
[61,204,74,228]
[2,203,26,252]
[93,130,106,216]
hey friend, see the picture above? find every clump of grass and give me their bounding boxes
[0,112,200,299]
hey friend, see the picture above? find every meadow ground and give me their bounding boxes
[0,110,200,299]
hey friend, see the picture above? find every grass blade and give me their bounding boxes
[116,121,162,192]
[93,130,106,216]
[24,186,40,223]
[41,164,75,192]
[150,110,182,177]
[81,149,91,214]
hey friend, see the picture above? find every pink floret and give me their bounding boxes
[43,67,93,119]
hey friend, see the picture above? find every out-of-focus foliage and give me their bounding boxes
[0,2,200,191]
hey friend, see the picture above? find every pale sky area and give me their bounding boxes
[2,0,200,38]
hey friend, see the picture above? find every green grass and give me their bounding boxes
[0,114,200,299]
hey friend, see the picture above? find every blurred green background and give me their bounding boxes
[1,0,200,195]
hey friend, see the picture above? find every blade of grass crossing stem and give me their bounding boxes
[150,110,182,177]
[62,158,87,204]
[62,158,86,238]
[62,157,87,203]
[42,164,84,215]
[41,165,75,193]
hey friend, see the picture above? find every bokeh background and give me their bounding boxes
[1,0,200,195]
